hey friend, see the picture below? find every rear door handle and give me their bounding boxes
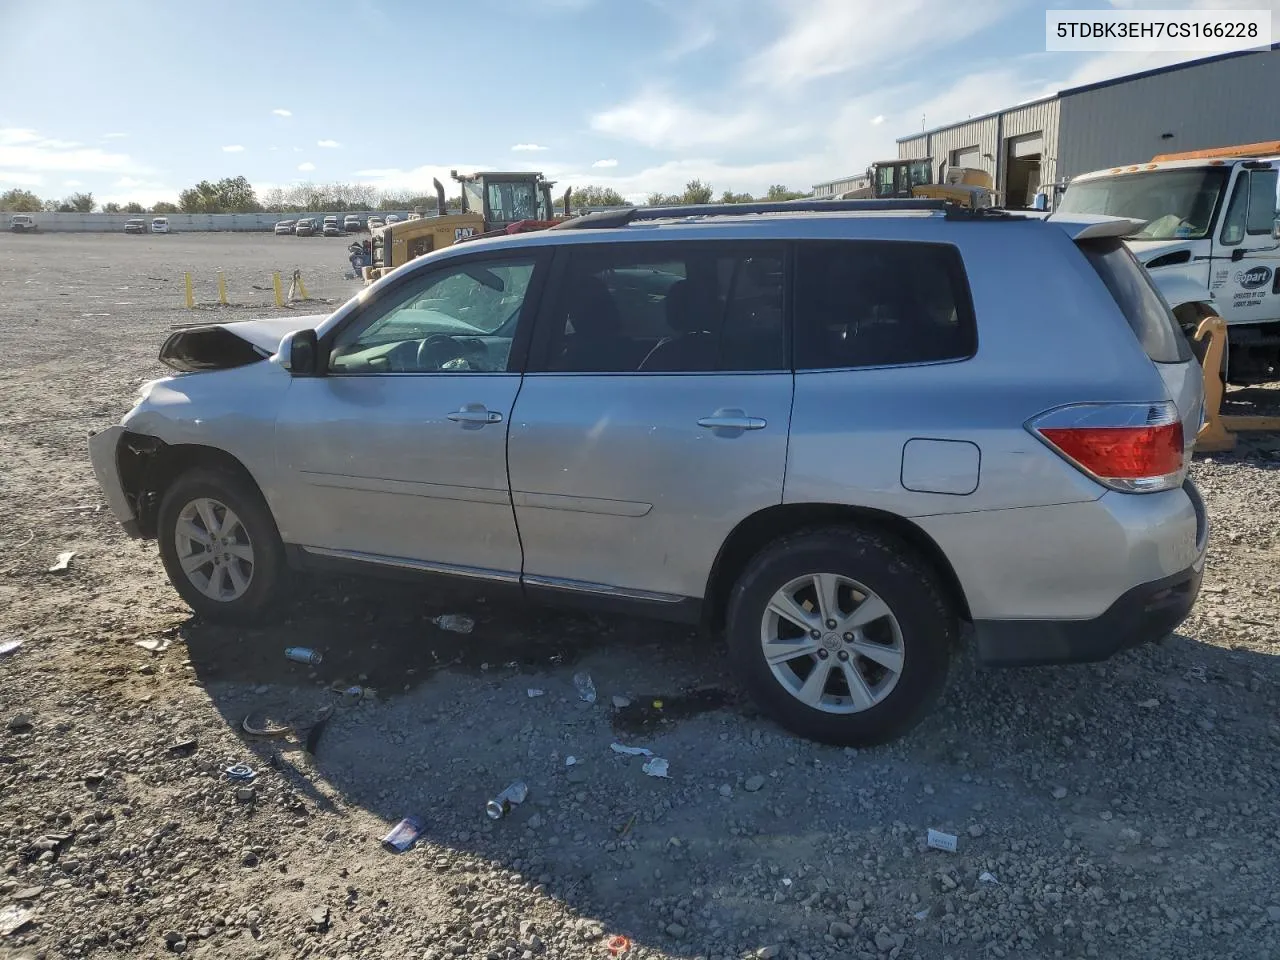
[697,412,767,430]
[447,406,503,425]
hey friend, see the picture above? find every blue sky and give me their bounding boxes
[0,0,1275,206]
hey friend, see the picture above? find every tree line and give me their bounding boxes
[2,175,811,216]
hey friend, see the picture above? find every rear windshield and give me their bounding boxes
[1080,238,1191,363]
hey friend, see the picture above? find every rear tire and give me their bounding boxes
[157,468,287,624]
[726,526,955,746]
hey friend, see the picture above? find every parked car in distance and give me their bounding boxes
[322,221,343,237]
[124,218,148,234]
[151,217,170,234]
[343,214,363,232]
[385,213,401,224]
[87,200,1208,747]
[8,214,37,233]
[366,216,385,230]
[274,220,296,236]
[294,218,316,237]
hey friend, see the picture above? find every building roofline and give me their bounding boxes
[1058,41,1279,96]
[897,44,1279,143]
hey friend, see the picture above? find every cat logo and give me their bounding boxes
[1236,265,1273,290]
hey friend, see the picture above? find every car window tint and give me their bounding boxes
[793,240,976,370]
[329,257,536,374]
[1246,168,1278,235]
[543,242,785,373]
[1080,238,1191,364]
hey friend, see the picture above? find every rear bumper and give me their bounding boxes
[972,479,1208,667]
[973,560,1202,666]
[88,425,142,538]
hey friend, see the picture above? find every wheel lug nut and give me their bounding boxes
[843,633,854,642]
[837,650,849,661]
[810,630,821,640]
[817,649,829,660]
[826,619,837,629]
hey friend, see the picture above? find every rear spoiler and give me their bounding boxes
[1044,214,1146,240]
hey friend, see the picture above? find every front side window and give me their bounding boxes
[1246,168,1279,235]
[1220,173,1250,246]
[793,240,976,370]
[538,242,786,374]
[329,257,537,374]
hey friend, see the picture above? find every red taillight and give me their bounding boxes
[1030,402,1185,493]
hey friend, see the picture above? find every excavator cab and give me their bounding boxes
[872,159,934,198]
[452,170,558,232]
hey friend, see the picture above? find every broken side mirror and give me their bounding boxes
[282,329,319,376]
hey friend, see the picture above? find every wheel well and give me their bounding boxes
[118,434,266,539]
[702,503,972,633]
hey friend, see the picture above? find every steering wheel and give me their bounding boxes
[417,334,471,371]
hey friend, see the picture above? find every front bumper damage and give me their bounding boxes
[88,425,142,538]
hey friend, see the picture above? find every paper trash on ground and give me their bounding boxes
[641,757,670,778]
[610,743,654,757]
[926,829,958,853]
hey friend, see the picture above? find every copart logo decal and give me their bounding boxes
[1236,266,1273,290]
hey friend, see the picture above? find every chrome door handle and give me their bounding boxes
[697,415,766,430]
[447,408,503,424]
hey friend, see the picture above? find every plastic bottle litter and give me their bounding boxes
[641,757,670,778]
[926,829,958,853]
[573,671,597,703]
[382,815,425,852]
[432,614,474,634]
[610,742,654,757]
[284,647,322,665]
[486,780,529,819]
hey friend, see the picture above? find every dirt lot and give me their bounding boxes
[2,232,1280,960]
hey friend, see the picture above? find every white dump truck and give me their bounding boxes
[1057,142,1280,384]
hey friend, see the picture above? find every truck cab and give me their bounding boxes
[1058,142,1280,383]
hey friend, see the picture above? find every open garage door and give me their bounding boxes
[1004,133,1043,208]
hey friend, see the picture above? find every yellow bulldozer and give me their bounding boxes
[361,170,571,282]
[838,158,997,209]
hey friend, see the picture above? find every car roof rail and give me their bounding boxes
[550,198,1016,230]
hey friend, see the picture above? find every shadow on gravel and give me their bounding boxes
[177,572,1280,957]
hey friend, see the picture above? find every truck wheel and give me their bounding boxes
[156,468,287,624]
[725,527,955,746]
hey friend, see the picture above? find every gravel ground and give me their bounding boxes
[2,232,1280,960]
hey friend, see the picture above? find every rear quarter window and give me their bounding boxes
[1080,238,1191,364]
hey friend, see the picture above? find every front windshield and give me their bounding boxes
[486,180,538,223]
[1058,167,1228,240]
[462,179,485,215]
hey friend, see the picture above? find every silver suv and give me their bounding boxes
[89,200,1208,745]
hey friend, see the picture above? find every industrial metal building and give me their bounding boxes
[812,172,870,198]
[893,44,1280,208]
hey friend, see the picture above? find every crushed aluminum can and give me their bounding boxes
[573,671,597,703]
[382,815,425,852]
[485,780,529,820]
[285,647,322,665]
[225,763,256,781]
[926,829,958,853]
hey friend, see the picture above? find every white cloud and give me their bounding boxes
[0,170,43,185]
[870,115,885,126]
[746,0,1019,88]
[298,161,316,172]
[317,139,341,148]
[592,158,618,168]
[0,126,147,175]
[591,91,769,150]
[272,108,292,117]
[98,176,180,207]
[269,146,278,151]
[101,132,128,140]
[354,163,489,193]
[63,179,83,187]
[222,144,245,153]
[511,143,549,152]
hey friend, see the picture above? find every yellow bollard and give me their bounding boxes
[184,272,194,309]
[297,273,309,299]
[217,271,228,306]
[273,271,284,307]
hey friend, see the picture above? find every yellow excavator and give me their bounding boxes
[838,158,997,209]
[361,171,571,282]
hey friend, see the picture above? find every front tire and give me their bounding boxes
[726,527,955,746]
[157,468,287,624]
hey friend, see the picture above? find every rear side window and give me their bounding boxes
[1080,238,1191,363]
[793,240,976,370]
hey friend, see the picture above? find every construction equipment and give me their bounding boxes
[837,159,997,209]
[362,172,572,282]
[1059,141,1280,384]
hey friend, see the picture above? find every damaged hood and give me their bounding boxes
[159,315,329,373]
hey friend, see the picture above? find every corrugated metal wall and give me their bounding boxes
[5,211,410,233]
[899,98,1059,202]
[1056,49,1280,180]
